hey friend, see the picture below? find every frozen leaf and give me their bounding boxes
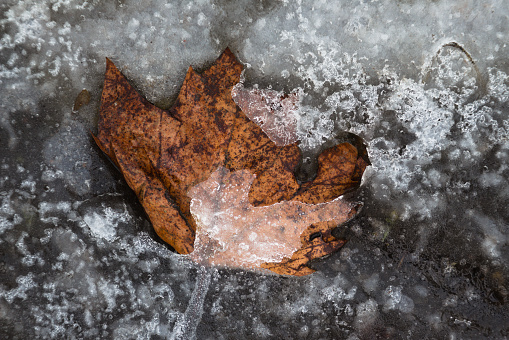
[189,166,361,272]
[94,49,369,275]
[73,89,91,112]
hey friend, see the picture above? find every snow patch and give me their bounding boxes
[82,204,131,242]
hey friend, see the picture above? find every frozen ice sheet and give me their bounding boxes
[1,0,509,339]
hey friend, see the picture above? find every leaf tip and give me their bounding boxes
[105,57,114,69]
[222,46,234,57]
[104,58,123,80]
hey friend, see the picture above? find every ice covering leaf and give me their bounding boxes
[232,83,301,146]
[188,167,361,272]
[94,49,369,276]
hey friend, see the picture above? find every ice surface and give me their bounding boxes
[1,0,509,339]
[42,121,93,196]
[354,298,378,331]
[82,203,131,242]
[383,285,414,313]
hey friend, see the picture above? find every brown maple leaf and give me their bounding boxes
[94,48,369,276]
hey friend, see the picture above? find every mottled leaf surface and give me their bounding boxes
[94,49,369,275]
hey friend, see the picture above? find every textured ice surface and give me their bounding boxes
[1,0,509,339]
[42,121,93,196]
[82,203,131,242]
[232,82,301,146]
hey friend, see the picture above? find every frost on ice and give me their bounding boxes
[82,203,132,242]
[232,82,301,146]
[187,166,360,270]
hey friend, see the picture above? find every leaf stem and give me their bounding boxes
[170,265,212,340]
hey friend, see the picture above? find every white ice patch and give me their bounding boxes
[469,210,508,260]
[98,278,120,312]
[321,285,357,302]
[38,201,71,225]
[0,273,37,304]
[383,285,414,313]
[82,204,131,242]
[361,273,379,294]
[253,317,272,338]
[0,191,21,235]
[355,298,378,331]
[232,82,301,146]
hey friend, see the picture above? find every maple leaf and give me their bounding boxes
[94,48,369,276]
